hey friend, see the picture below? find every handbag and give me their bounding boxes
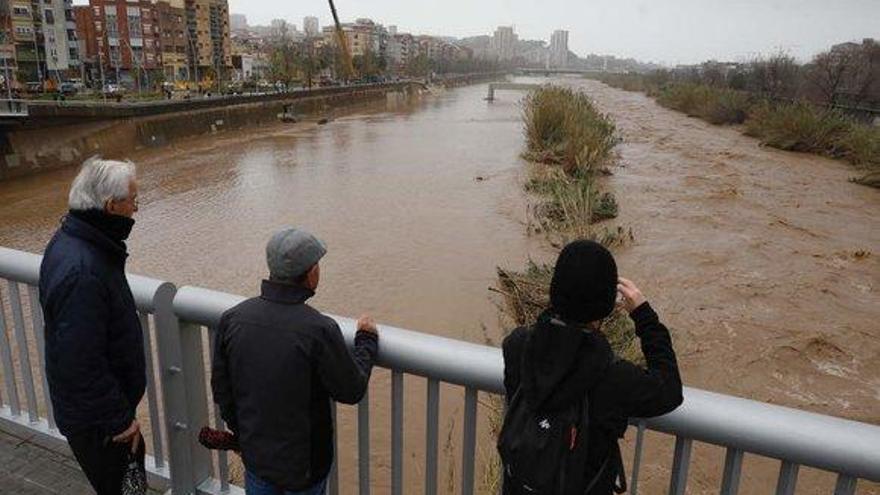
[121,449,147,495]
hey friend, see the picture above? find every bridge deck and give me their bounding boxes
[0,429,160,494]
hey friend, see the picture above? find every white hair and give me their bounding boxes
[68,157,137,210]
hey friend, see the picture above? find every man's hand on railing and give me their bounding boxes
[357,315,378,337]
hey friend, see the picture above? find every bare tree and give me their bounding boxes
[808,48,858,105]
[746,53,799,99]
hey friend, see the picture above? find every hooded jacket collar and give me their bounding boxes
[260,279,315,305]
[520,310,614,411]
[62,210,131,266]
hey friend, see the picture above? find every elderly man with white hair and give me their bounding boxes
[38,157,146,495]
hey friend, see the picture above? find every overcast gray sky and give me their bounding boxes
[228,0,879,65]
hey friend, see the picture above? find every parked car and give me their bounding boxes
[102,83,121,94]
[59,82,79,96]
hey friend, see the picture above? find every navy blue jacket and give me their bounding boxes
[39,212,145,437]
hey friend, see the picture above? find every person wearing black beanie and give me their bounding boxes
[550,240,619,325]
[499,240,684,495]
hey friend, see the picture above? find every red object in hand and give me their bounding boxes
[199,426,240,452]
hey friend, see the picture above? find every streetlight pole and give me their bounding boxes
[3,55,12,99]
[97,49,106,102]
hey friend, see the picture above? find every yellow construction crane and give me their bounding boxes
[328,0,356,81]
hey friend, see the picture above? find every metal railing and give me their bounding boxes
[0,99,27,117]
[1,245,879,495]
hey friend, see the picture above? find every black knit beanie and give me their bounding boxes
[549,239,618,324]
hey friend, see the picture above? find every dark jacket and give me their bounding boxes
[39,212,145,438]
[212,280,378,491]
[501,302,683,495]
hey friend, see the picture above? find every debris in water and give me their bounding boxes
[475,175,487,182]
[278,113,297,123]
[317,118,329,125]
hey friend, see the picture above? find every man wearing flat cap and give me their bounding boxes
[211,228,379,495]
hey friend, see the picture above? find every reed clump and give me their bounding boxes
[522,86,619,175]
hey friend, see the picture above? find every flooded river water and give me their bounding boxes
[0,82,548,493]
[1,78,878,494]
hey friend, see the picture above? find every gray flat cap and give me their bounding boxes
[266,228,327,280]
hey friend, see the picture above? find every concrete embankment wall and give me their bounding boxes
[0,73,505,181]
[0,84,415,180]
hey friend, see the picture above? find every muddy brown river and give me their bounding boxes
[1,78,878,494]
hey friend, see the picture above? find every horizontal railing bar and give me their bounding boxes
[0,247,167,313]
[173,286,503,392]
[644,388,880,482]
[171,283,880,482]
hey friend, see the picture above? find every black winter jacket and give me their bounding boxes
[39,212,145,438]
[501,302,683,495]
[212,280,378,491]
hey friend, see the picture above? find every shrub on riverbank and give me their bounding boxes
[596,74,880,186]
[745,101,880,170]
[522,86,619,174]
[656,84,753,125]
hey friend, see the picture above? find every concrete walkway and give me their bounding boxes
[0,429,161,494]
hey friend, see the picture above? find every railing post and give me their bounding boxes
[179,320,213,488]
[775,461,799,495]
[668,436,692,495]
[461,387,478,495]
[152,282,210,494]
[629,421,646,495]
[720,448,743,495]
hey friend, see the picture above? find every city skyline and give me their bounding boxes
[202,0,878,65]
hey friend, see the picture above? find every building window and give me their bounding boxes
[105,13,118,36]
[129,17,143,37]
[13,6,29,16]
[44,9,54,24]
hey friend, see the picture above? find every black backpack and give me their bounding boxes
[498,350,625,494]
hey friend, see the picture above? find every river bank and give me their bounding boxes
[580,78,880,494]
[0,72,505,181]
